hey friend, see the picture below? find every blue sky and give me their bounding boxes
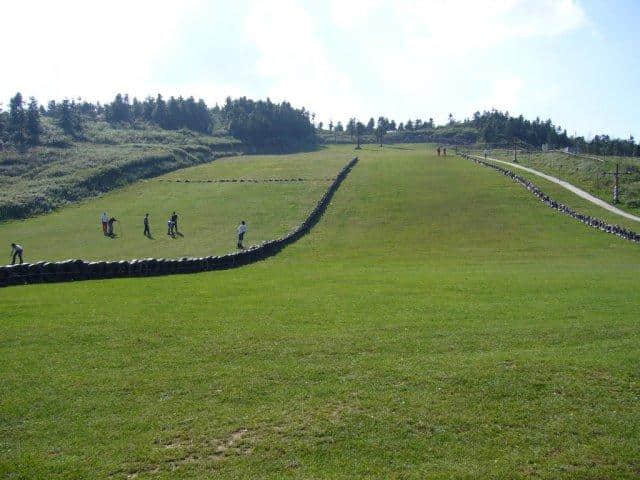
[3,0,639,138]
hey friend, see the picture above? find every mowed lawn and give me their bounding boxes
[0,150,348,263]
[1,145,640,479]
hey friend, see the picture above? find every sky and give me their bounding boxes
[2,0,639,139]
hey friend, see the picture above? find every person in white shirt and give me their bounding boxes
[10,243,23,265]
[101,212,109,235]
[237,221,247,249]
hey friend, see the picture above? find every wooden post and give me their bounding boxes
[602,162,630,204]
[614,163,620,204]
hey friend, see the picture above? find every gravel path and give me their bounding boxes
[473,154,640,223]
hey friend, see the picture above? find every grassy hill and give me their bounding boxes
[0,118,241,221]
[2,145,640,479]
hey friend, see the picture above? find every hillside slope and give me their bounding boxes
[0,118,241,220]
[1,145,639,479]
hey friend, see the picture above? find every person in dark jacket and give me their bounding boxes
[107,217,117,236]
[143,213,151,237]
[171,211,178,232]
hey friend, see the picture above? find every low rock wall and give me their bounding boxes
[158,177,334,183]
[0,158,358,288]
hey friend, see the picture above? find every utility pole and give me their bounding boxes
[602,163,631,204]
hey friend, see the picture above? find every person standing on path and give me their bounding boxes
[101,212,109,235]
[143,213,151,237]
[10,243,24,264]
[237,221,247,249]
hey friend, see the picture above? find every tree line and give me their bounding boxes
[1,91,638,156]
[323,110,640,156]
[0,92,316,151]
[222,97,316,152]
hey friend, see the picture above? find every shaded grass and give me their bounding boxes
[1,144,639,479]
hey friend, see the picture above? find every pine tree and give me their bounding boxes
[59,99,74,135]
[47,100,57,117]
[166,96,180,130]
[71,100,84,134]
[132,97,143,121]
[152,94,168,128]
[26,97,41,145]
[9,92,26,145]
[142,96,155,121]
[0,107,6,145]
[366,117,375,132]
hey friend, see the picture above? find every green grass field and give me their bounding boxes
[2,145,640,479]
[0,150,348,263]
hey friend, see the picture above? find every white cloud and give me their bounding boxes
[327,0,588,124]
[476,74,524,112]
[245,0,361,124]
[330,0,384,30]
[1,0,202,105]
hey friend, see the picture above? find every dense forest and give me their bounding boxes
[1,91,638,156]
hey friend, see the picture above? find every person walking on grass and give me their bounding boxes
[171,211,179,233]
[143,213,151,237]
[436,146,441,156]
[237,220,247,249]
[167,218,175,236]
[101,212,109,235]
[10,243,24,265]
[107,217,118,237]
[443,147,447,156]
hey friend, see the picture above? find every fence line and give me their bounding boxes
[0,158,359,288]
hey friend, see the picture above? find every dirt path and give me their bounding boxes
[472,154,640,224]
